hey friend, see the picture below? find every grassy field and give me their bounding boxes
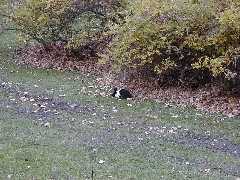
[0,31,239,179]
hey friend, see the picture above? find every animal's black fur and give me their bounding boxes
[112,88,132,99]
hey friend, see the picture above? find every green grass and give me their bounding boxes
[0,30,19,51]
[0,32,239,179]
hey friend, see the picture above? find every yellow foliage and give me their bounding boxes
[7,0,76,49]
[100,0,240,79]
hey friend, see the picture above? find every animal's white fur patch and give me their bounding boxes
[114,90,121,98]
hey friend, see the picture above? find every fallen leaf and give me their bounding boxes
[227,113,235,118]
[99,160,105,164]
[29,98,35,102]
[44,122,50,127]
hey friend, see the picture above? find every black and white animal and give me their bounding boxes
[112,88,132,99]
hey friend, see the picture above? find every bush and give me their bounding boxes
[100,0,240,91]
[1,0,121,53]
[4,0,77,51]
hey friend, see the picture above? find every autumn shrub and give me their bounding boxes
[0,0,121,55]
[1,0,78,51]
[100,0,240,93]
